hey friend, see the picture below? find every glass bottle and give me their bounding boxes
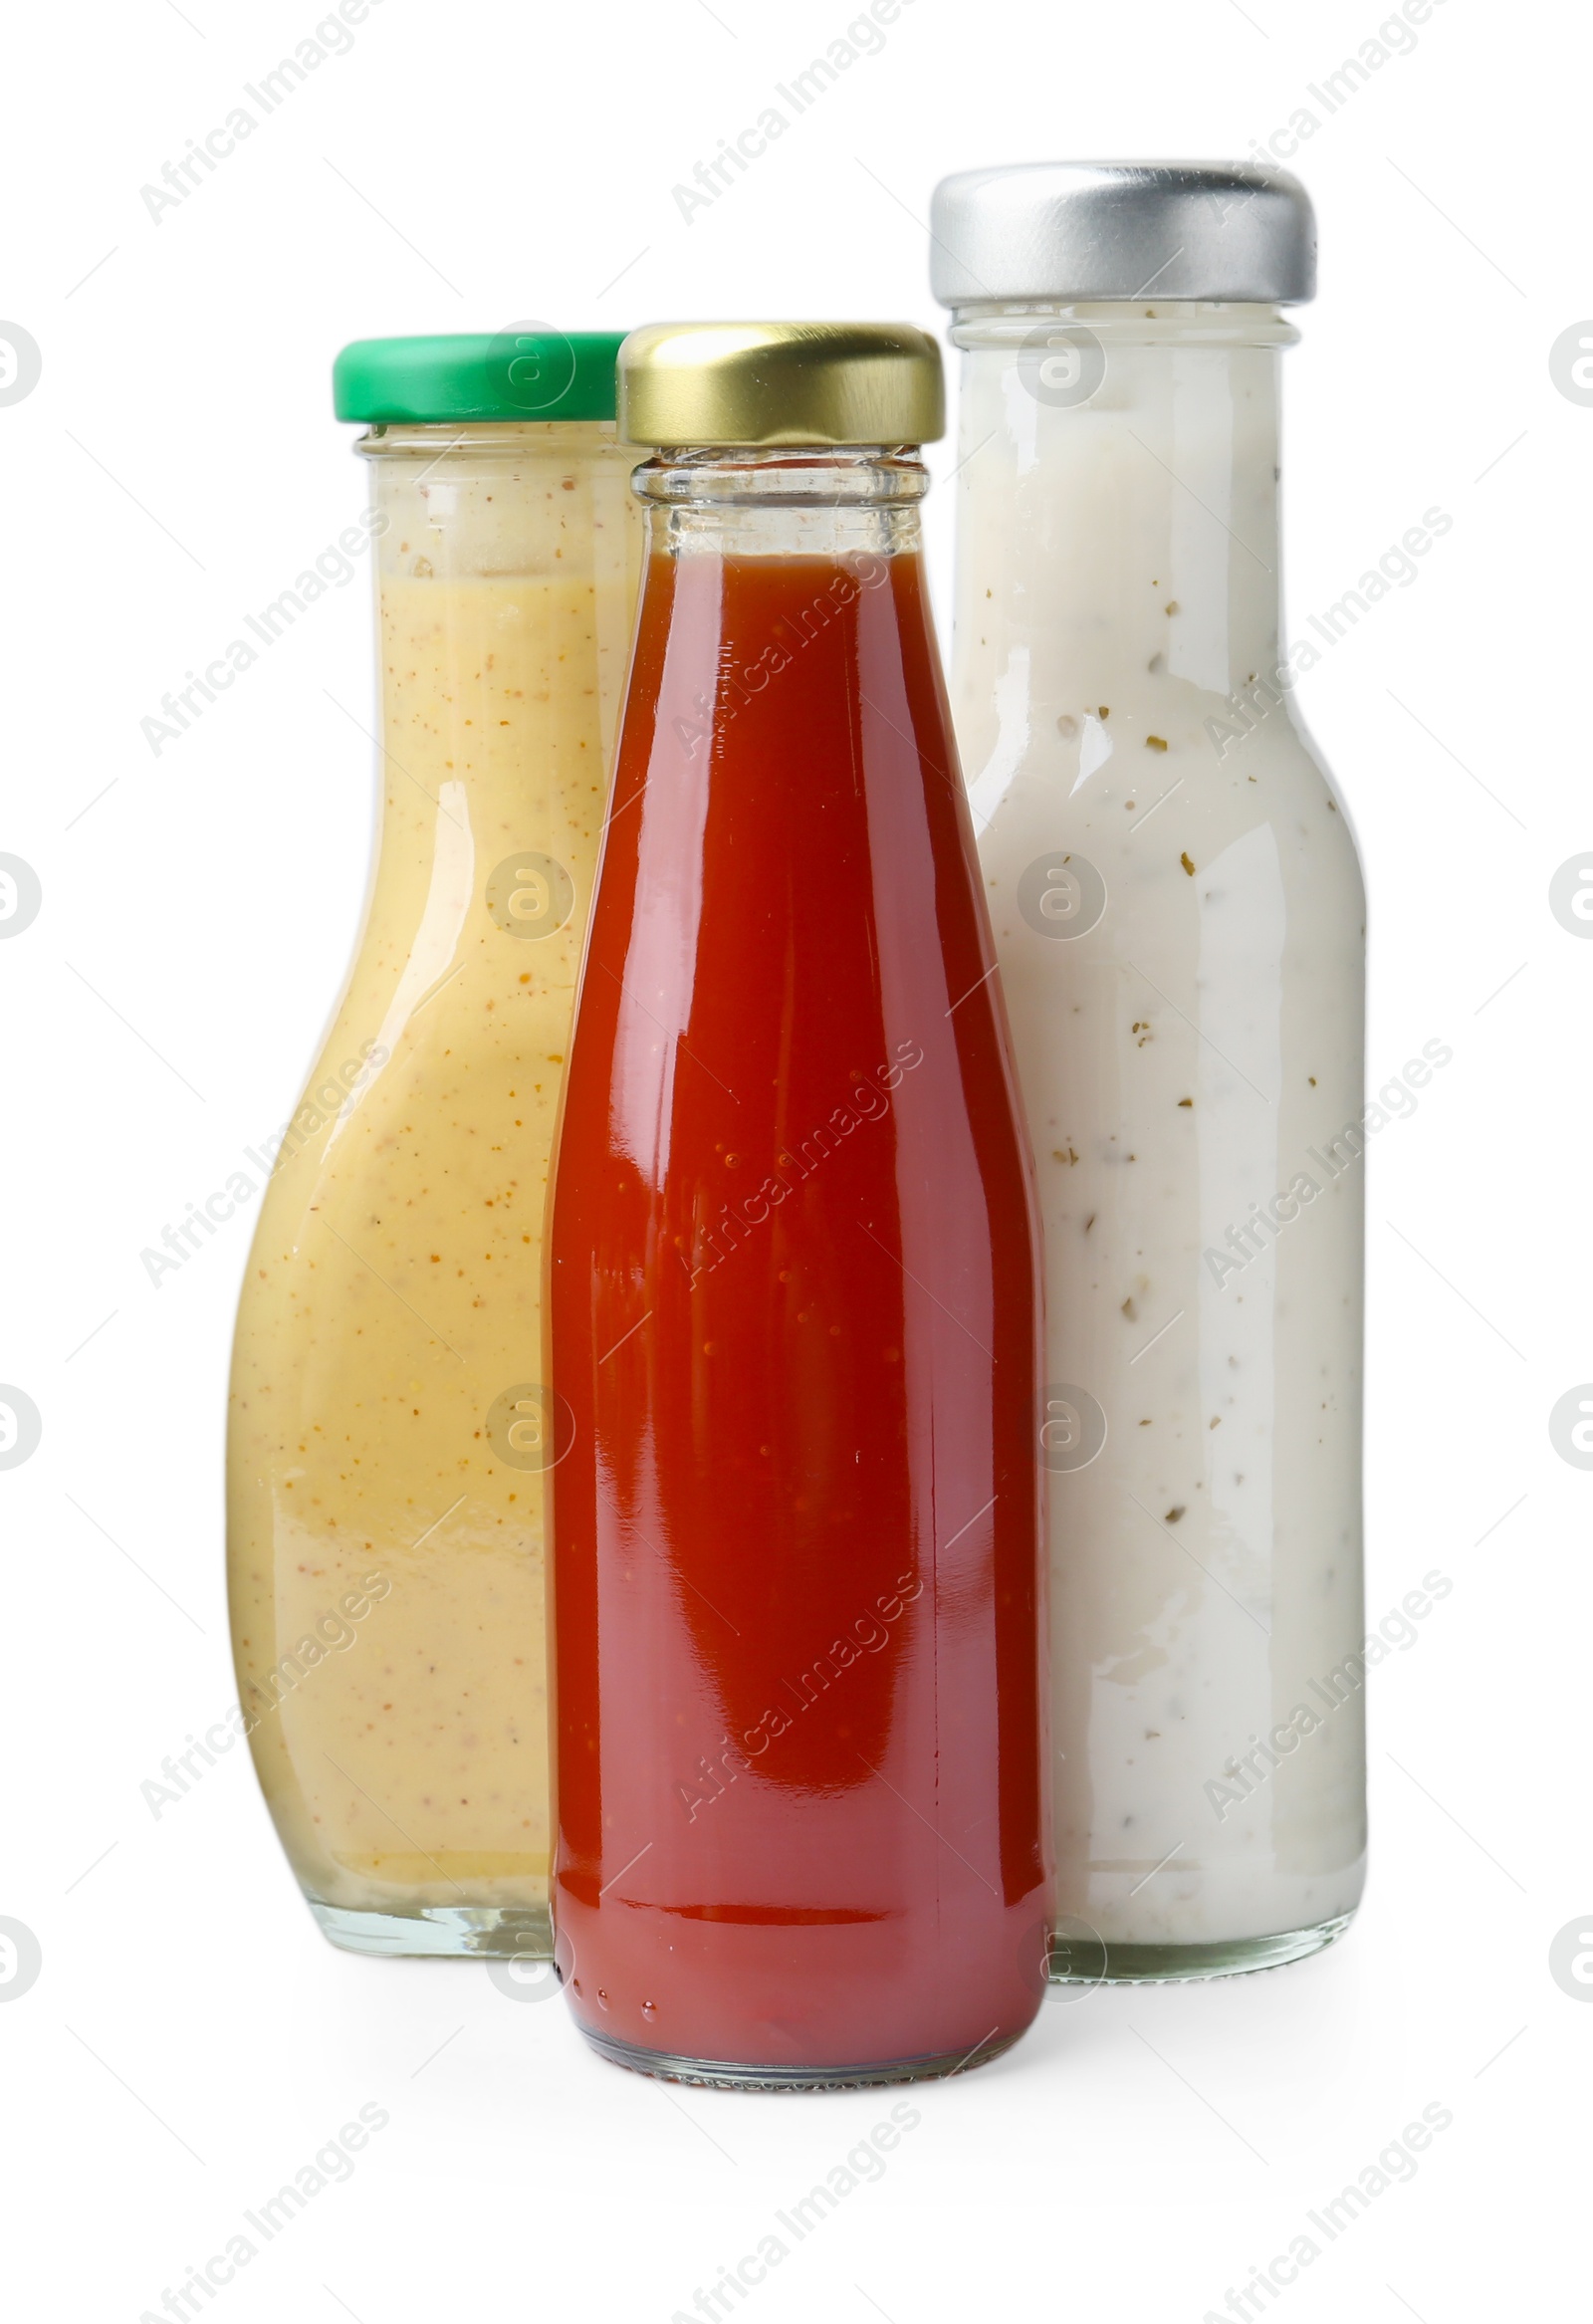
[932,164,1367,1978]
[227,332,642,1957]
[550,323,1052,2084]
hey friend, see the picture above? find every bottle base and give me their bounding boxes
[1049,1909,1355,1985]
[577,2022,1022,2091]
[309,1900,553,1960]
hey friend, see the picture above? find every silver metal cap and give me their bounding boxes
[929,160,1316,307]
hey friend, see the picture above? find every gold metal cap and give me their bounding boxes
[617,322,945,448]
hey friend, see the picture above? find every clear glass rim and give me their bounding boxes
[636,446,928,509]
[949,300,1298,351]
[356,418,627,460]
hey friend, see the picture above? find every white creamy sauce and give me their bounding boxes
[950,311,1367,1948]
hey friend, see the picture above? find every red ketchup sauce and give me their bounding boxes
[550,535,1051,2080]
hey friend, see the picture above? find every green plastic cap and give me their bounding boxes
[333,331,626,424]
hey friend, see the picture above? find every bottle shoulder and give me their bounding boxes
[970,700,1362,897]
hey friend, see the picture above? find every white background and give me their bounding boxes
[0,1,1582,2317]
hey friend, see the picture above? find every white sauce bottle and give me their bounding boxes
[932,162,1367,1978]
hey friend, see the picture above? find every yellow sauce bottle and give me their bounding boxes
[227,333,641,1956]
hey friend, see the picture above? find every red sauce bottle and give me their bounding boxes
[550,324,1051,2086]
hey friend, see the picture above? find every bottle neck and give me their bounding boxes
[949,304,1293,696]
[363,419,635,586]
[360,420,641,829]
[635,446,928,562]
